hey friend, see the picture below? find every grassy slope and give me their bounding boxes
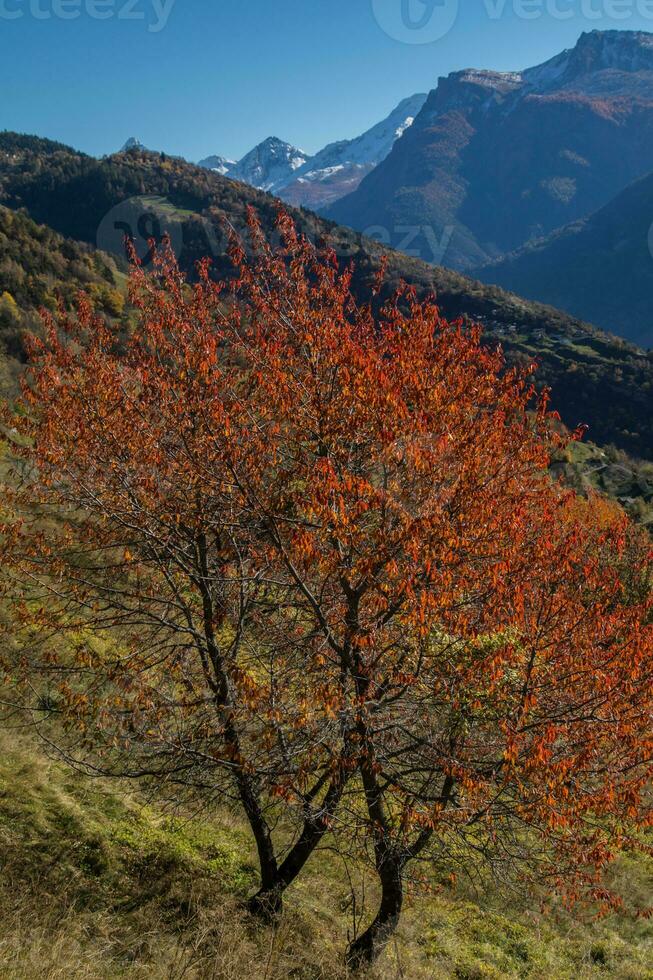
[552,440,653,526]
[0,728,651,980]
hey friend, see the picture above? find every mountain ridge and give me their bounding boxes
[226,136,309,193]
[473,168,653,346]
[279,93,427,208]
[197,95,426,207]
[325,30,653,273]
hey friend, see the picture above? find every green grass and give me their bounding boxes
[138,195,198,220]
[0,728,651,979]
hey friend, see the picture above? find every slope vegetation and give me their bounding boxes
[0,203,125,390]
[2,132,653,459]
[0,727,651,979]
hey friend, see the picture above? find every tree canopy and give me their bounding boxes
[2,212,653,967]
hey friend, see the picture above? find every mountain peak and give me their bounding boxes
[428,30,653,107]
[229,137,309,194]
[197,153,236,175]
[278,93,427,209]
[121,137,147,152]
[577,27,653,48]
[569,28,653,69]
[259,136,296,148]
[524,28,653,92]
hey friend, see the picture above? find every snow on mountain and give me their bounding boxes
[196,94,427,208]
[301,93,427,176]
[197,154,237,176]
[429,30,653,103]
[523,29,653,92]
[121,137,148,152]
[279,93,427,209]
[516,29,653,100]
[415,30,653,117]
[227,137,309,194]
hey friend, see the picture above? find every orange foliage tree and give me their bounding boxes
[2,212,653,967]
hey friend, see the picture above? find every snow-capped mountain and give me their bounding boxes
[121,137,148,152]
[522,28,653,95]
[327,30,653,270]
[196,94,426,208]
[197,140,306,191]
[280,93,427,209]
[226,137,309,194]
[197,154,237,176]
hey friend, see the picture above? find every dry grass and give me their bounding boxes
[0,728,651,979]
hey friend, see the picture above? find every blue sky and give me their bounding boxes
[2,0,653,161]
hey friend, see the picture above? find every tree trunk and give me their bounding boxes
[247,770,348,921]
[346,852,404,970]
[236,761,281,922]
[195,534,283,921]
[246,884,284,922]
[344,671,406,969]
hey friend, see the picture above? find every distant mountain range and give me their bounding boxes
[223,137,310,194]
[70,30,653,346]
[275,94,426,209]
[123,94,426,209]
[326,30,653,276]
[195,93,427,207]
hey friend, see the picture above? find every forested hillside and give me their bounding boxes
[0,204,125,388]
[2,134,653,460]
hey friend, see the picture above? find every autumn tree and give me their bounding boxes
[0,230,351,920]
[204,217,653,966]
[2,211,653,968]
